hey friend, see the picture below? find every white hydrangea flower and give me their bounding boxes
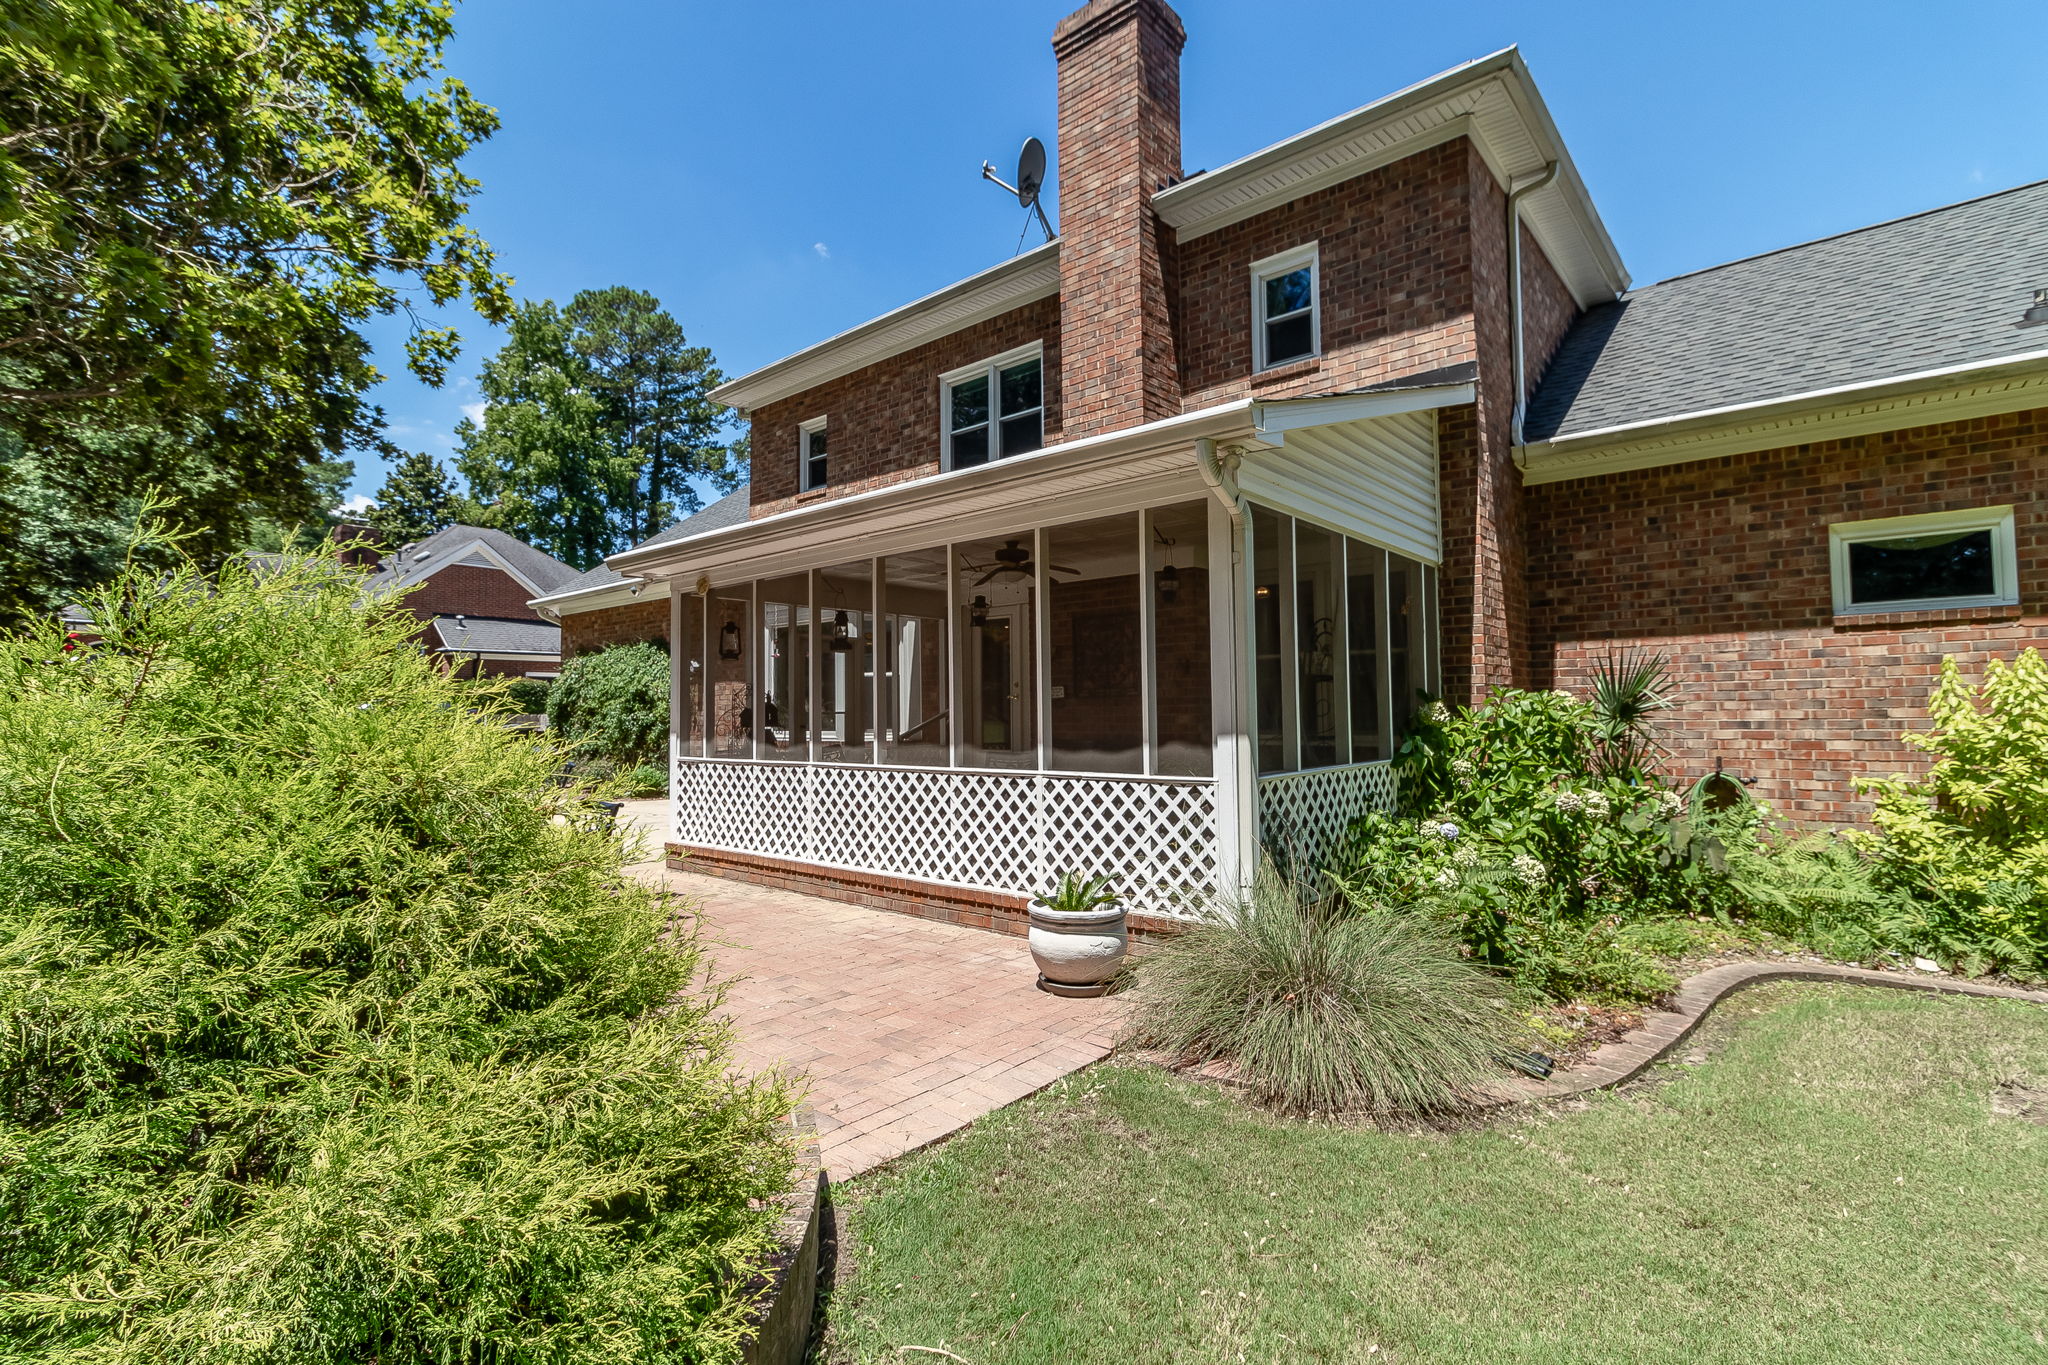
[1552,789,1584,815]
[1452,844,1481,867]
[1551,688,1576,701]
[1581,790,1611,820]
[1432,867,1461,890]
[1511,853,1548,888]
[1423,700,1452,726]
[1449,757,1477,783]
[1654,790,1684,818]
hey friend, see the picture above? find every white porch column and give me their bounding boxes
[668,581,683,846]
[1208,494,1256,900]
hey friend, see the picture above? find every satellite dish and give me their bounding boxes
[1015,137,1047,209]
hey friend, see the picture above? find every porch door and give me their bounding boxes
[970,606,1028,756]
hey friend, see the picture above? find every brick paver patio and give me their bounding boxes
[618,805,1121,1176]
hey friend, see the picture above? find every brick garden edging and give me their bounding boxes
[1488,962,2048,1105]
[741,1105,827,1365]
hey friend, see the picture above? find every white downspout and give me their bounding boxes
[1508,160,1560,453]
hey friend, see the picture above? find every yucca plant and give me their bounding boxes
[1588,647,1675,780]
[1033,870,1124,915]
[1121,863,1526,1115]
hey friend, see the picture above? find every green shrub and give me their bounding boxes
[0,549,793,1363]
[504,675,554,714]
[1857,648,2048,974]
[1121,865,1527,1115]
[547,641,670,767]
[626,762,669,797]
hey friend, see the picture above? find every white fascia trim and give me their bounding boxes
[528,577,671,615]
[1253,382,1475,436]
[709,240,1061,414]
[1153,47,1628,306]
[1520,349,2048,483]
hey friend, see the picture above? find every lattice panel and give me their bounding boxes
[674,758,1220,916]
[1255,761,1399,866]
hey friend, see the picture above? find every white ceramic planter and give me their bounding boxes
[1027,903,1129,997]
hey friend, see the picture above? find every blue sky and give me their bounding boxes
[348,0,2048,508]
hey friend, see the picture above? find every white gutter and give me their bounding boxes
[1508,160,1560,450]
[1522,345,2048,456]
[1195,437,1244,523]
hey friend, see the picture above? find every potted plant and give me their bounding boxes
[1027,871,1128,997]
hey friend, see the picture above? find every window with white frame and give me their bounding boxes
[799,416,828,492]
[1252,243,1319,371]
[1828,505,2018,615]
[943,343,1043,470]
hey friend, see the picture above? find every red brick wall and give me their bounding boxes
[561,597,671,658]
[1175,139,1478,409]
[1526,406,2048,821]
[747,297,1062,519]
[397,565,550,623]
[1053,0,1185,435]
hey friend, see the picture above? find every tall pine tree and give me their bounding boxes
[368,452,461,546]
[455,290,743,568]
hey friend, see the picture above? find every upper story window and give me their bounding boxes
[1828,505,2018,615]
[799,416,828,492]
[1252,242,1320,371]
[943,343,1043,470]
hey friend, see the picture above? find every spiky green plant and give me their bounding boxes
[0,543,794,1364]
[1587,648,1675,780]
[1033,871,1123,915]
[1121,865,1526,1116]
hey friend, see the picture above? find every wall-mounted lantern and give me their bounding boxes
[718,619,742,660]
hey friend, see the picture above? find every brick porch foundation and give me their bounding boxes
[665,843,1189,942]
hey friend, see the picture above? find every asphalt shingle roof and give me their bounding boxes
[365,524,583,598]
[428,616,561,655]
[542,487,752,599]
[1525,179,2048,443]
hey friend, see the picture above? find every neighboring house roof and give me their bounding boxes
[1525,178,2048,445]
[364,524,583,599]
[428,616,562,656]
[710,46,1625,415]
[531,488,752,611]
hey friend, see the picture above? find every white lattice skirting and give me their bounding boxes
[674,758,1221,916]
[1256,761,1399,862]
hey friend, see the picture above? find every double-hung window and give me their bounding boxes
[799,417,828,492]
[1252,242,1320,371]
[1828,505,2018,615]
[943,343,1043,470]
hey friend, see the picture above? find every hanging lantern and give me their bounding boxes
[828,609,853,653]
[1155,562,1180,607]
[718,619,742,660]
[969,595,990,628]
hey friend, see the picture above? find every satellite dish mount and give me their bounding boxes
[982,136,1055,247]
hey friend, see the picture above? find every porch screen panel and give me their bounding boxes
[1048,513,1142,774]
[1250,504,1286,773]
[816,561,873,763]
[709,594,751,758]
[1345,540,1384,761]
[954,533,1038,770]
[1295,524,1342,769]
[679,591,705,758]
[1151,500,1213,777]
[758,574,809,761]
[881,548,950,766]
[1388,554,1427,742]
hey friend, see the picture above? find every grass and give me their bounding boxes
[822,984,2048,1364]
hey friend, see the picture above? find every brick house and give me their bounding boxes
[595,0,2046,926]
[354,523,582,679]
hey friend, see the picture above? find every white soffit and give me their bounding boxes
[1153,47,1628,307]
[709,241,1061,414]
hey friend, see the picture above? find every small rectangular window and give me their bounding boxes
[799,417,828,491]
[944,344,1044,470]
[1252,243,1319,371]
[1829,506,2017,615]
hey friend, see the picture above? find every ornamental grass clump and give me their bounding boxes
[1121,864,1526,1116]
[0,546,794,1364]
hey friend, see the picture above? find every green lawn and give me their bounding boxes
[822,984,2048,1364]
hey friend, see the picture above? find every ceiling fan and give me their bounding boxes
[969,539,1076,587]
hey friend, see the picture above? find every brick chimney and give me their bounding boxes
[1052,0,1184,438]
[330,521,386,570]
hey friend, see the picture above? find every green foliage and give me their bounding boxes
[547,642,672,768]
[626,764,670,798]
[0,0,510,624]
[1858,649,2048,974]
[1586,648,1675,779]
[240,457,358,554]
[456,289,743,568]
[1033,871,1124,915]
[368,450,464,546]
[0,544,794,1362]
[504,676,555,715]
[1123,864,1527,1115]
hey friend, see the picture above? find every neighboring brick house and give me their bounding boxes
[528,489,751,658]
[354,523,582,679]
[588,0,2045,930]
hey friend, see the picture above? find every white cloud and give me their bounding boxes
[338,494,375,514]
[813,242,830,259]
[460,400,487,424]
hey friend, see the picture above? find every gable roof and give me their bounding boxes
[363,524,582,599]
[1524,179,2048,446]
[428,615,562,656]
[532,488,753,609]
